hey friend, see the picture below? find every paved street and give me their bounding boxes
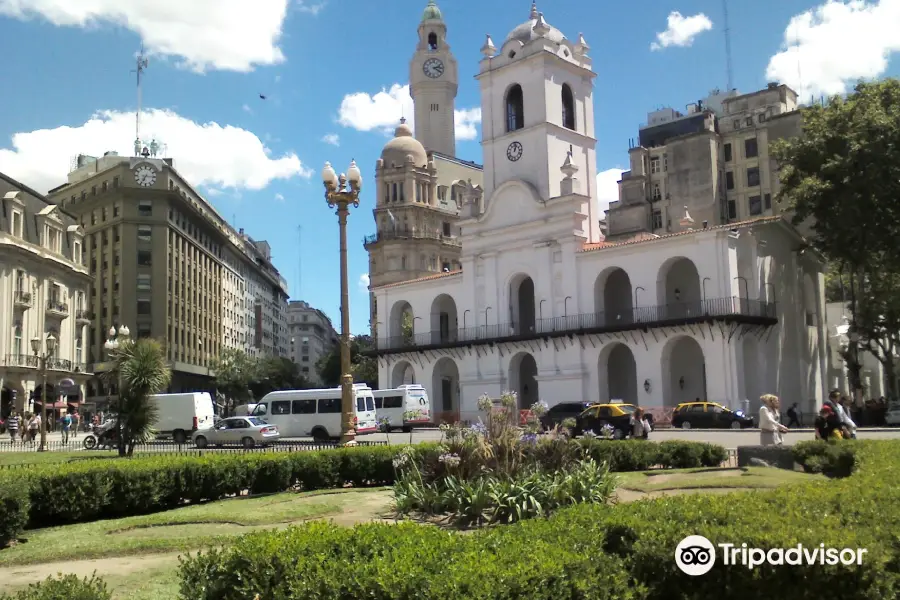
[7,426,899,452]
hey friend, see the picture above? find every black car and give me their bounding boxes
[671,402,755,429]
[540,402,591,431]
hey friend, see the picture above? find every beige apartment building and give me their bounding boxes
[286,300,338,385]
[364,2,483,335]
[46,151,288,404]
[608,83,803,239]
[0,172,93,418]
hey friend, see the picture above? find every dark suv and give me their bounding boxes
[540,402,591,431]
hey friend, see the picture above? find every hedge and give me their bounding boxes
[0,574,110,600]
[179,439,900,599]
[0,439,726,548]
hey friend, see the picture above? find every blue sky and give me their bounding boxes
[0,0,898,334]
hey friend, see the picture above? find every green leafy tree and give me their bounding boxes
[211,348,258,413]
[401,311,414,342]
[772,79,900,399]
[104,338,172,456]
[316,335,378,389]
[250,356,312,398]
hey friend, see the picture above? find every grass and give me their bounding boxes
[616,466,819,493]
[0,487,390,567]
[0,450,87,467]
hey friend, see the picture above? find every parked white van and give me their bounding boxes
[149,392,216,443]
[252,384,377,440]
[373,385,431,431]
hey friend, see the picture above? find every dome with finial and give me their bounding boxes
[421,0,442,21]
[504,2,565,46]
[380,118,428,168]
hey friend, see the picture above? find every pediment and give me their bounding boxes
[38,204,62,222]
[67,224,85,236]
[476,179,545,231]
[3,191,25,207]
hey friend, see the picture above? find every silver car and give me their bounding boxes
[193,416,280,448]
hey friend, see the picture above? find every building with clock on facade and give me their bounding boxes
[370,2,830,424]
[46,147,290,410]
[364,0,485,335]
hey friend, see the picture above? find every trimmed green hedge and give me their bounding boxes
[0,439,726,548]
[179,440,900,599]
[0,574,110,600]
[792,439,859,477]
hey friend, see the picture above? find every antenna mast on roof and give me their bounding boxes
[297,225,303,299]
[132,44,149,156]
[722,0,734,91]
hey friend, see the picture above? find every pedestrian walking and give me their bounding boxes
[786,402,802,428]
[60,411,73,444]
[26,412,40,444]
[72,411,80,438]
[6,412,19,442]
[759,394,789,446]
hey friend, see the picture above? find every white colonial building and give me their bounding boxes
[371,3,828,423]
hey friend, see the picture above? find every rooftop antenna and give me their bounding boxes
[297,225,303,299]
[722,0,734,92]
[132,44,150,156]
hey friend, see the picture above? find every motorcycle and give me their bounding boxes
[82,420,120,450]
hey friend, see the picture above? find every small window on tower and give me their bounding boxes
[428,32,438,50]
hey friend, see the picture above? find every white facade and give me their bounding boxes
[371,4,828,423]
[0,175,93,417]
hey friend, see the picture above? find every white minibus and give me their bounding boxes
[252,384,377,440]
[372,384,431,431]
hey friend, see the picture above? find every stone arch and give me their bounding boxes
[593,267,633,327]
[661,336,706,407]
[509,351,539,409]
[431,357,460,417]
[391,361,416,387]
[561,83,575,130]
[505,83,524,132]
[598,343,638,403]
[427,32,438,50]
[509,272,536,335]
[657,256,702,319]
[430,294,458,344]
[1,382,24,417]
[388,300,415,346]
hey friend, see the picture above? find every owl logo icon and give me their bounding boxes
[675,535,716,576]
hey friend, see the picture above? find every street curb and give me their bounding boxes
[652,427,897,433]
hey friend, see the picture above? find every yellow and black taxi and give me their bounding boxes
[574,403,651,439]
[671,401,754,430]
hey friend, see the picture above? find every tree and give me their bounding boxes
[211,348,257,413]
[250,356,312,398]
[316,335,378,389]
[401,311,414,342]
[772,79,900,399]
[104,338,172,456]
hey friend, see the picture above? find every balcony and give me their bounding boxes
[4,354,38,369]
[363,228,461,249]
[374,296,777,355]
[13,291,32,308]
[45,300,69,318]
[76,309,93,323]
[47,358,73,371]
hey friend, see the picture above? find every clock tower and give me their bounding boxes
[410,1,458,157]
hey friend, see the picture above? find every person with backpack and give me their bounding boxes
[786,402,802,428]
[61,411,73,444]
[6,412,19,442]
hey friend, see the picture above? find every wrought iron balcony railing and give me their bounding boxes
[13,291,32,307]
[46,300,69,315]
[5,354,38,368]
[376,296,777,353]
[363,229,461,247]
[76,309,93,322]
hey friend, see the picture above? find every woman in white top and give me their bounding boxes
[759,394,788,446]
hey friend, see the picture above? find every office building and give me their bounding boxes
[286,300,338,385]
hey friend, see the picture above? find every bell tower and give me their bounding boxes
[410,0,458,157]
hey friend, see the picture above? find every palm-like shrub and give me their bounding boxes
[103,338,172,456]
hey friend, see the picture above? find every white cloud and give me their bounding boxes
[242,104,253,114]
[0,108,311,194]
[338,83,481,140]
[274,193,285,202]
[296,0,326,15]
[0,0,290,73]
[766,0,900,100]
[596,167,626,217]
[650,11,713,50]
[358,273,370,291]
[321,133,340,146]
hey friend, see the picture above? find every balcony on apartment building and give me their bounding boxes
[374,296,778,355]
[2,354,89,374]
[363,228,461,249]
[13,290,32,309]
[45,299,69,319]
[75,309,93,324]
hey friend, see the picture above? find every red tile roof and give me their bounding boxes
[373,269,462,290]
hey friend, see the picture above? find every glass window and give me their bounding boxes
[137,274,151,290]
[138,226,152,242]
[725,171,734,190]
[356,397,365,412]
[744,138,758,159]
[248,417,267,426]
[292,399,316,414]
[747,167,760,187]
[366,397,375,411]
[271,401,291,415]
[137,300,151,315]
[723,143,732,162]
[748,195,762,216]
[383,396,402,409]
[138,250,152,266]
[318,398,341,414]
[138,200,152,216]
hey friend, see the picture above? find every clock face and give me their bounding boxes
[506,141,524,162]
[134,165,156,187]
[423,57,444,79]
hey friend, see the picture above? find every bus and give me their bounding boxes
[251,384,377,441]
[372,384,431,431]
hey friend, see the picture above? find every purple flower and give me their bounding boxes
[520,433,538,445]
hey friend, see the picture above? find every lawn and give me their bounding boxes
[615,466,819,496]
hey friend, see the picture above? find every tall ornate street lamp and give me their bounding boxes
[322,159,362,446]
[30,333,57,452]
[104,324,131,454]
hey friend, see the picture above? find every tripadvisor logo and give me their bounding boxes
[675,535,868,576]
